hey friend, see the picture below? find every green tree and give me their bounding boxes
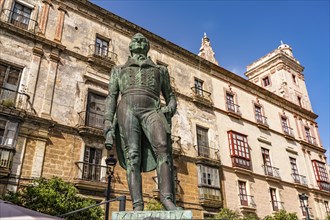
[215,208,240,220]
[145,198,164,211]
[2,177,103,220]
[241,213,260,220]
[326,214,330,220]
[263,209,298,220]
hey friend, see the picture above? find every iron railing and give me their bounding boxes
[306,135,317,145]
[226,101,240,114]
[239,194,256,207]
[263,165,281,179]
[271,200,284,211]
[317,181,330,192]
[197,145,219,160]
[88,44,117,62]
[255,113,268,126]
[75,161,108,182]
[0,9,38,33]
[0,147,15,169]
[0,86,34,113]
[292,173,307,185]
[283,125,294,136]
[77,111,103,130]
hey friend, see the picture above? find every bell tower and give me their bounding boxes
[245,42,313,111]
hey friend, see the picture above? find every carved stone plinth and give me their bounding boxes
[112,210,193,220]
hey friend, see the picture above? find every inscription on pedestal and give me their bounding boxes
[112,210,193,220]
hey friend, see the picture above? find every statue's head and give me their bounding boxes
[129,33,150,56]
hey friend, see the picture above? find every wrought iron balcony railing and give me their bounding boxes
[283,125,294,136]
[292,173,307,185]
[306,135,317,145]
[197,145,219,160]
[255,114,268,126]
[88,44,117,62]
[239,194,256,208]
[191,87,212,104]
[226,101,240,114]
[271,200,284,211]
[0,86,35,114]
[75,161,108,183]
[0,147,15,169]
[0,9,38,33]
[263,165,281,179]
[78,111,103,130]
[317,180,330,192]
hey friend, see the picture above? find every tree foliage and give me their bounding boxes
[263,209,298,220]
[215,208,241,220]
[145,198,164,211]
[2,177,103,220]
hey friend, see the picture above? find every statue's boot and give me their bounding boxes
[157,155,180,210]
[127,170,144,211]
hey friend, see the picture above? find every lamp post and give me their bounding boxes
[299,193,310,220]
[105,154,117,220]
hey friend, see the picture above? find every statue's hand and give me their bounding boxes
[105,132,114,151]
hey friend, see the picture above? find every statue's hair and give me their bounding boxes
[129,33,150,55]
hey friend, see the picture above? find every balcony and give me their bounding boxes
[198,186,222,208]
[239,194,256,212]
[74,161,109,191]
[0,87,35,117]
[292,173,308,186]
[317,181,330,192]
[271,200,284,212]
[196,145,220,161]
[191,87,213,107]
[0,9,38,33]
[77,111,104,136]
[256,114,269,129]
[263,165,281,180]
[226,101,241,119]
[0,147,15,176]
[87,44,117,68]
[306,135,317,145]
[283,126,295,140]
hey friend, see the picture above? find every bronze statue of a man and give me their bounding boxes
[104,33,178,211]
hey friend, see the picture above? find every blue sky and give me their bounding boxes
[90,0,330,158]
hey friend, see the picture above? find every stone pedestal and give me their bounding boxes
[112,210,193,220]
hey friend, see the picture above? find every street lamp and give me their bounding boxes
[105,154,117,220]
[299,193,310,220]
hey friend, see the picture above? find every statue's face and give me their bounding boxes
[129,33,149,55]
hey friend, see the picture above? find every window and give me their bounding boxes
[197,165,221,200]
[86,92,106,129]
[325,201,330,213]
[0,63,22,104]
[262,148,274,176]
[290,157,300,183]
[203,213,216,219]
[10,2,32,29]
[226,92,239,113]
[196,126,209,158]
[297,96,302,107]
[270,188,279,211]
[82,146,102,181]
[255,105,267,125]
[300,199,307,216]
[95,37,109,57]
[312,160,330,191]
[292,74,297,84]
[194,78,203,96]
[262,76,270,87]
[238,181,248,206]
[228,131,251,170]
[281,116,293,136]
[0,119,19,169]
[304,126,316,145]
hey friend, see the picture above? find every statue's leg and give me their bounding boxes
[142,111,178,210]
[118,105,144,211]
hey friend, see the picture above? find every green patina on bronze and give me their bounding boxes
[104,33,179,211]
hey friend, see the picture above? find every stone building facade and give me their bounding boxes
[0,0,329,219]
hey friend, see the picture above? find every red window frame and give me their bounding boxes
[238,181,248,206]
[312,160,330,191]
[228,131,251,169]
